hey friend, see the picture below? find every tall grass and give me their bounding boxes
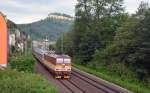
[0,70,57,93]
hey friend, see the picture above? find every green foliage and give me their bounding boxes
[56,31,74,56]
[9,54,35,73]
[49,44,55,50]
[0,70,57,93]
[93,17,139,65]
[107,62,135,79]
[7,20,18,34]
[76,31,100,65]
[113,11,150,80]
[91,10,150,88]
[10,45,16,54]
[129,11,150,82]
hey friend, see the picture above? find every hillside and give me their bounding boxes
[18,13,74,41]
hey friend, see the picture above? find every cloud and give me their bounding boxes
[124,0,150,13]
[0,0,77,24]
[5,12,45,24]
[0,0,150,24]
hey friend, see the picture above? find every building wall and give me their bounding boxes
[9,34,15,46]
[48,14,74,21]
[0,12,8,67]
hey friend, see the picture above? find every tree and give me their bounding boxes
[96,11,150,82]
[91,16,139,67]
[72,0,126,65]
[131,11,150,81]
[76,31,100,65]
[136,1,149,16]
[56,31,74,56]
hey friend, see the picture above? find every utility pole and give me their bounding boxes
[44,35,49,51]
[61,33,64,54]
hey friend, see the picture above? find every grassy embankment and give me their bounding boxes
[73,64,150,93]
[0,54,57,93]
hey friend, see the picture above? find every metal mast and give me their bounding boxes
[61,33,64,54]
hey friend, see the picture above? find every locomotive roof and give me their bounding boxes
[45,53,70,59]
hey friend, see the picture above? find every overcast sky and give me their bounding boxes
[0,0,150,24]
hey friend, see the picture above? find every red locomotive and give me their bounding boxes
[32,41,71,79]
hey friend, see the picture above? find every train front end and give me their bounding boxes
[55,56,71,79]
[44,54,71,79]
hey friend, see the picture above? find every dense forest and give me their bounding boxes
[18,13,73,41]
[56,0,150,92]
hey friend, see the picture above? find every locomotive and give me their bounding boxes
[32,41,71,79]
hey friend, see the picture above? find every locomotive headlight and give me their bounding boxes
[62,64,65,65]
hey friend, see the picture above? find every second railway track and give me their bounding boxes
[72,70,120,93]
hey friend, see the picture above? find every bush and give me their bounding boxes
[9,54,35,73]
[0,70,57,93]
[107,62,135,79]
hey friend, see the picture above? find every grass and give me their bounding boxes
[73,64,150,93]
[0,70,57,93]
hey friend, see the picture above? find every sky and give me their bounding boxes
[0,0,150,24]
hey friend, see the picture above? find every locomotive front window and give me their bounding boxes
[57,58,71,63]
[57,58,63,63]
[64,59,71,63]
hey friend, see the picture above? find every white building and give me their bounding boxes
[15,29,21,39]
[9,34,15,46]
[17,43,24,52]
[48,13,74,21]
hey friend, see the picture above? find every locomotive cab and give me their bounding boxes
[55,56,71,79]
[44,53,72,79]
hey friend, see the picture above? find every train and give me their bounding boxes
[32,41,71,79]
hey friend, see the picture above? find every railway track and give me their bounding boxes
[72,70,121,93]
[59,80,75,93]
[59,80,86,93]
[35,60,86,93]
[34,60,132,93]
